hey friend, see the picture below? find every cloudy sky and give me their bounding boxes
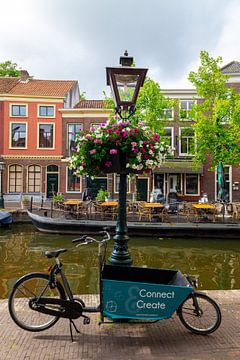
[1,0,240,98]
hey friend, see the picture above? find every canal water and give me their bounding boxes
[0,224,240,299]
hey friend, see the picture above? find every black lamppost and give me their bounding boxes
[106,51,148,265]
[0,162,5,208]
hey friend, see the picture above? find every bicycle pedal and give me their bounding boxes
[83,317,90,325]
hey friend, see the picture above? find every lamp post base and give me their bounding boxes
[109,233,133,266]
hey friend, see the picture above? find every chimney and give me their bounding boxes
[20,70,30,83]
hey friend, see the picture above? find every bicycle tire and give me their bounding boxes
[178,292,221,335]
[8,272,66,332]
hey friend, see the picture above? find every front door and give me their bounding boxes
[137,178,148,201]
[47,174,58,198]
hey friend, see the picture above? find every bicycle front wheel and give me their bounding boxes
[8,272,65,332]
[178,292,221,335]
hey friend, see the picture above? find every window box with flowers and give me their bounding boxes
[70,120,170,177]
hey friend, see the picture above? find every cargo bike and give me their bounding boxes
[8,229,221,341]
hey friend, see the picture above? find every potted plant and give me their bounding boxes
[70,120,170,177]
[52,193,64,208]
[96,189,109,202]
[21,196,30,209]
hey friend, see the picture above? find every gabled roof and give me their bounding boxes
[8,79,78,97]
[0,72,78,97]
[74,100,106,109]
[0,77,19,93]
[221,61,240,74]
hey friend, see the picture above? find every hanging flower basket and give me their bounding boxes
[70,120,170,177]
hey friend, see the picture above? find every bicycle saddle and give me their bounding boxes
[44,248,67,258]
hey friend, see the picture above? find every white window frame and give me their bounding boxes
[163,127,174,153]
[162,107,174,121]
[37,122,55,149]
[9,122,28,149]
[10,103,28,117]
[179,99,195,121]
[114,174,131,193]
[179,127,195,156]
[38,104,56,118]
[66,167,82,193]
[184,173,200,196]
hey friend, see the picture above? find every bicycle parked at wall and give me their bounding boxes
[8,229,221,341]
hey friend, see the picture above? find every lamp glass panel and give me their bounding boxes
[115,73,139,102]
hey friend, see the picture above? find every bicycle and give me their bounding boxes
[8,229,221,341]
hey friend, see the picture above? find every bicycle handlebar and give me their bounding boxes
[72,229,111,246]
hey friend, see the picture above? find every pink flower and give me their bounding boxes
[154,134,160,141]
[89,149,96,155]
[105,161,112,167]
[131,141,137,147]
[115,129,121,135]
[133,148,139,153]
[109,149,118,155]
[122,130,127,137]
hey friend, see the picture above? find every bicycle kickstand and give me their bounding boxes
[69,319,80,342]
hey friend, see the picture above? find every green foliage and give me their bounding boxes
[96,189,109,202]
[188,50,240,168]
[52,193,64,203]
[103,77,176,140]
[0,60,21,77]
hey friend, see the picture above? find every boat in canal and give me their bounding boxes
[0,211,12,226]
[27,209,240,238]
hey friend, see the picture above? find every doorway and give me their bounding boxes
[46,165,59,198]
[136,178,148,201]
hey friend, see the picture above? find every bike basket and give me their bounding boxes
[101,265,193,320]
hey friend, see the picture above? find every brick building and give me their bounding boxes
[0,71,79,202]
[0,62,240,204]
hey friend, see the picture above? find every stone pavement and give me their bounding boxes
[0,291,240,360]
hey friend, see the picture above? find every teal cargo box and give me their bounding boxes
[102,265,193,320]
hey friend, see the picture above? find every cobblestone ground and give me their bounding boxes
[0,291,240,360]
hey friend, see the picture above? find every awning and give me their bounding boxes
[156,160,203,174]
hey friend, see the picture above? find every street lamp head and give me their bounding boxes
[106,51,148,118]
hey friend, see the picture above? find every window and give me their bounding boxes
[67,168,81,192]
[163,127,174,151]
[38,124,54,148]
[67,124,83,156]
[11,123,26,148]
[11,105,27,117]
[114,174,130,193]
[180,100,195,120]
[179,128,195,156]
[28,165,41,193]
[39,105,55,117]
[185,174,199,195]
[162,108,174,120]
[9,165,23,193]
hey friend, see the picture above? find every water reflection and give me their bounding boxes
[0,225,240,299]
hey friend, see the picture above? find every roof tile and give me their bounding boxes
[74,100,106,109]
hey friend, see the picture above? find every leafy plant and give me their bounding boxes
[21,196,30,205]
[53,193,64,203]
[95,189,109,202]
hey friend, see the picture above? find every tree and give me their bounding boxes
[104,77,176,135]
[188,50,240,169]
[0,60,21,77]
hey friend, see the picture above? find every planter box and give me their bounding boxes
[101,264,192,320]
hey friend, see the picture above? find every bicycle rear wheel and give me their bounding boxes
[8,272,65,332]
[178,292,221,335]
